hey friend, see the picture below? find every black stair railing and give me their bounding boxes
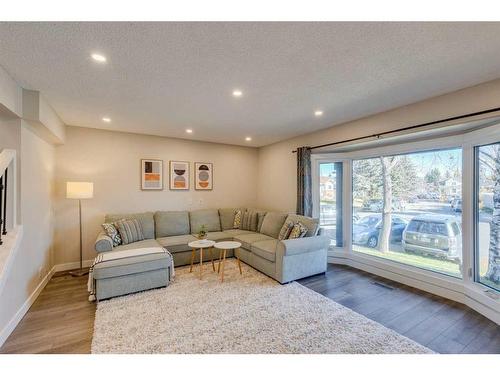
[0,167,7,245]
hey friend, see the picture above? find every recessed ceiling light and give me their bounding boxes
[245,137,252,142]
[91,53,107,63]
[186,129,193,134]
[102,117,111,123]
[314,110,323,117]
[232,90,243,98]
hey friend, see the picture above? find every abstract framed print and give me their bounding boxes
[169,161,190,190]
[141,159,163,190]
[195,162,213,190]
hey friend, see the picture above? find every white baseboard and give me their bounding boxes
[0,265,55,348]
[53,259,93,273]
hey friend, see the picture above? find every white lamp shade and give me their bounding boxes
[66,182,94,199]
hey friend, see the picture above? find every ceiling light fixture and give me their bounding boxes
[314,110,323,117]
[102,117,111,123]
[232,89,243,98]
[91,53,107,63]
[245,137,252,142]
[186,129,193,134]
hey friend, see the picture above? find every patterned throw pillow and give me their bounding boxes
[102,221,123,247]
[115,219,145,245]
[278,222,294,240]
[288,222,308,239]
[233,209,242,229]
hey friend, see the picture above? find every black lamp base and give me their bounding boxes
[69,269,89,277]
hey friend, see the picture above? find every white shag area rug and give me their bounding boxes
[91,259,432,354]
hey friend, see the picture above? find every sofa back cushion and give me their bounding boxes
[283,214,319,237]
[259,212,288,239]
[189,209,221,233]
[155,211,190,237]
[219,208,244,230]
[105,212,155,239]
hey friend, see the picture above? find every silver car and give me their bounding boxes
[402,215,462,262]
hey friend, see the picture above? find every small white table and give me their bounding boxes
[214,241,242,282]
[188,239,216,279]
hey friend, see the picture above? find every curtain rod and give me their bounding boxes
[291,106,500,153]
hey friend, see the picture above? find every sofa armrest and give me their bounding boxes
[278,235,330,257]
[95,230,113,253]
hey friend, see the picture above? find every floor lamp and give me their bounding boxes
[66,181,94,277]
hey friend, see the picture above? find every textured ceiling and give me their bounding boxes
[1,22,500,147]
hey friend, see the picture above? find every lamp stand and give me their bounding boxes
[70,199,89,277]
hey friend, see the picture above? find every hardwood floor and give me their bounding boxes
[0,271,95,354]
[1,264,498,354]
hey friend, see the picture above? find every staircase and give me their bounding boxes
[0,149,18,277]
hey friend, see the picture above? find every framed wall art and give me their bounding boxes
[141,159,163,190]
[195,162,213,190]
[169,161,190,190]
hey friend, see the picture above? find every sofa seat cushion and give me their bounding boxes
[222,229,253,237]
[93,248,171,280]
[157,234,198,253]
[204,231,233,241]
[105,212,155,239]
[190,209,221,233]
[113,239,161,252]
[155,211,190,237]
[251,239,278,262]
[233,233,274,249]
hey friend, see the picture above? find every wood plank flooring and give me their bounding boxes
[1,264,498,354]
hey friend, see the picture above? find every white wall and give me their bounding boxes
[54,126,259,265]
[0,123,55,338]
[257,78,500,212]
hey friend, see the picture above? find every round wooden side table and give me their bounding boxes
[214,241,242,282]
[188,239,216,279]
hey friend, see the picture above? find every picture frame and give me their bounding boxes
[141,159,163,190]
[194,162,213,190]
[169,161,190,190]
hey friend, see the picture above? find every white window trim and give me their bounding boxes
[312,122,500,324]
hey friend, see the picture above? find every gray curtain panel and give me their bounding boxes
[296,146,312,216]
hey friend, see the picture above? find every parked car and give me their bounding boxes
[353,214,408,248]
[363,199,405,213]
[453,199,462,212]
[363,199,383,212]
[402,215,462,262]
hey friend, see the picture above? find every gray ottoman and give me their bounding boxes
[91,248,173,301]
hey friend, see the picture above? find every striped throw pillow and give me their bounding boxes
[115,219,145,245]
[278,222,294,240]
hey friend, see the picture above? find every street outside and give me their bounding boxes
[320,199,492,279]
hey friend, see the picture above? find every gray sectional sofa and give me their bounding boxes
[95,208,330,284]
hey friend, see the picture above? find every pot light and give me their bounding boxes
[245,137,252,142]
[232,90,243,98]
[186,129,193,134]
[91,53,107,63]
[314,110,323,117]
[102,117,111,123]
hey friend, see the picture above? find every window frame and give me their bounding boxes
[312,120,500,320]
[350,146,464,279]
[473,140,500,292]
